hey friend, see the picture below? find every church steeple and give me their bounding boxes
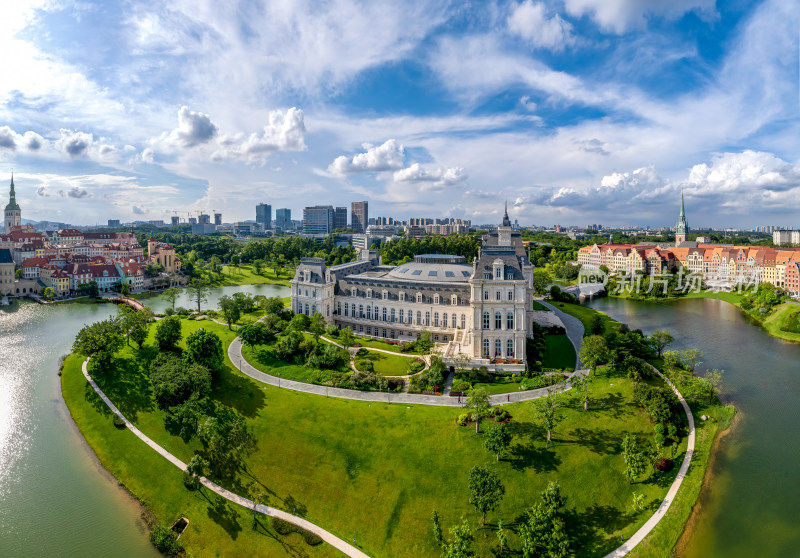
[501,201,511,227]
[675,189,689,246]
[5,172,20,212]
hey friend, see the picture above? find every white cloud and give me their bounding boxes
[562,0,716,34]
[508,1,575,51]
[212,107,306,163]
[328,139,405,175]
[160,105,219,149]
[393,163,467,189]
[56,129,93,158]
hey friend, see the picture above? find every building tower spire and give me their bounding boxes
[502,200,511,227]
[4,172,22,233]
[675,189,689,247]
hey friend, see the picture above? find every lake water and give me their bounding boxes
[586,297,800,558]
[141,283,289,314]
[0,283,289,557]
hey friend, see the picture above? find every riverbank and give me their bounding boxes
[62,315,689,557]
[207,265,292,287]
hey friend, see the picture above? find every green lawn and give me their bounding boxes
[682,291,744,305]
[63,318,688,558]
[532,300,549,311]
[542,334,576,370]
[241,336,351,384]
[350,335,413,353]
[354,351,422,376]
[469,377,525,395]
[206,265,293,287]
[555,301,622,337]
[762,302,800,343]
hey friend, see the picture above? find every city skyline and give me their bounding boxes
[0,1,798,228]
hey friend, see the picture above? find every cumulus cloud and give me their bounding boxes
[0,126,17,149]
[328,139,405,175]
[562,0,716,34]
[23,131,43,150]
[508,1,575,51]
[162,106,219,149]
[138,147,155,163]
[213,107,306,163]
[57,129,93,157]
[36,184,92,198]
[393,163,467,189]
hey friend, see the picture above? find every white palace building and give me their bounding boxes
[291,207,537,369]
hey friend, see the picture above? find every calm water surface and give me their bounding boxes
[586,297,800,558]
[142,283,288,314]
[0,283,289,557]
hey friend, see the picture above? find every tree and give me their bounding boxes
[163,287,180,311]
[308,311,326,340]
[532,269,551,296]
[155,315,182,352]
[679,348,703,375]
[519,482,569,558]
[441,519,474,558]
[535,389,561,448]
[185,328,224,377]
[118,305,152,349]
[574,374,592,412]
[484,423,512,461]
[247,481,267,527]
[622,434,647,484]
[649,329,674,357]
[72,317,124,369]
[198,406,256,475]
[120,282,130,296]
[149,353,212,409]
[578,335,608,376]
[496,519,507,553]
[218,295,241,329]
[167,397,204,442]
[186,278,209,312]
[468,465,505,526]
[338,327,355,350]
[252,259,264,275]
[209,255,222,274]
[464,387,491,433]
[239,322,272,348]
[589,314,604,335]
[261,296,285,316]
[186,454,208,480]
[432,509,443,546]
[41,287,55,300]
[704,368,724,403]
[15,268,22,279]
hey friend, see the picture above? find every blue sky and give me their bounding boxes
[0,0,798,228]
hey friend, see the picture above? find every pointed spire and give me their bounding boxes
[5,171,20,212]
[502,200,511,227]
[680,189,685,218]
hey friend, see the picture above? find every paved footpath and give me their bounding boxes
[539,299,586,369]
[230,337,586,406]
[81,358,370,558]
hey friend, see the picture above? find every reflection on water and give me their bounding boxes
[141,283,289,314]
[587,297,800,558]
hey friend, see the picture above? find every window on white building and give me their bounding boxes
[507,312,514,329]
[483,311,490,329]
[434,312,439,327]
[495,312,502,329]
[496,290,501,301]
[495,339,501,357]
[383,307,388,321]
[425,311,430,326]
[399,309,404,323]
[416,293,423,303]
[483,339,490,358]
[461,314,466,329]
[442,313,448,328]
[507,339,514,357]
[507,290,513,301]
[367,306,372,319]
[434,294,439,304]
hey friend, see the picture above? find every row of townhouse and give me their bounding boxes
[34,256,145,297]
[577,244,800,296]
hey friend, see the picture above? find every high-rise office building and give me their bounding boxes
[334,207,347,230]
[351,200,368,233]
[276,208,291,230]
[303,205,335,235]
[214,213,222,226]
[256,203,272,230]
[107,219,121,228]
[198,213,211,224]
[171,216,180,226]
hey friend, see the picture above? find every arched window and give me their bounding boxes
[442,313,448,328]
[482,311,490,329]
[425,311,430,326]
[391,308,396,322]
[416,311,422,325]
[367,306,372,319]
[461,314,466,329]
[495,312,502,329]
[507,339,514,357]
[507,312,514,329]
[495,339,501,357]
[483,339,490,358]
[359,304,364,318]
[399,309,404,323]
[434,312,439,327]
[408,309,413,324]
[383,307,388,321]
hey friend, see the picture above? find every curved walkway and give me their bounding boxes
[230,337,585,406]
[80,358,369,558]
[603,364,696,557]
[539,299,585,369]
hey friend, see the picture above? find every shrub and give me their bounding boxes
[654,423,665,435]
[667,424,678,437]
[356,348,369,357]
[272,517,323,546]
[175,307,190,316]
[454,381,471,392]
[164,307,175,316]
[355,358,374,372]
[272,517,293,535]
[112,414,126,429]
[325,324,339,337]
[182,471,199,490]
[149,524,183,556]
[655,457,674,472]
[303,531,323,546]
[654,432,666,446]
[408,358,426,373]
[457,413,469,426]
